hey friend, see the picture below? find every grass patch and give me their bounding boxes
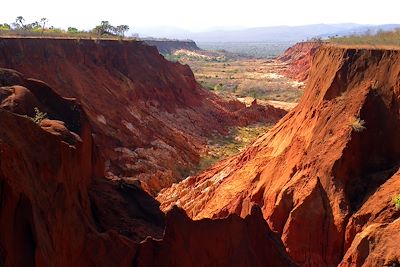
[351,117,366,132]
[195,123,272,173]
[393,195,400,210]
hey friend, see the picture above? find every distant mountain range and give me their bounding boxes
[135,23,400,43]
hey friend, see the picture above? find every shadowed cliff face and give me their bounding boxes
[134,206,296,267]
[0,68,294,266]
[0,69,139,266]
[158,45,400,266]
[0,37,285,193]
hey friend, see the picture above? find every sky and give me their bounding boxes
[1,0,400,32]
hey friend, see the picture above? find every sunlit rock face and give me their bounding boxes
[158,45,400,266]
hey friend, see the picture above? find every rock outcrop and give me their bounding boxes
[158,45,400,266]
[0,37,285,193]
[143,39,200,54]
[0,68,294,266]
[134,206,296,267]
[0,68,139,266]
[277,41,322,82]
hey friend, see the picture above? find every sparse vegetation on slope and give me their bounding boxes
[196,123,272,173]
[393,195,400,210]
[32,107,47,124]
[351,117,366,132]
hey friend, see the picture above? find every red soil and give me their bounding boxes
[278,41,323,82]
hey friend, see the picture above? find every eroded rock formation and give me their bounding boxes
[0,37,285,193]
[0,68,140,266]
[158,45,400,266]
[278,41,322,82]
[0,68,294,266]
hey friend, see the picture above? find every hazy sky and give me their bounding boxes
[2,0,399,31]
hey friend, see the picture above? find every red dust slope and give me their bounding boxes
[0,37,285,193]
[158,45,400,266]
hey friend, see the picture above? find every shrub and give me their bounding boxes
[351,117,366,132]
[32,107,47,124]
[393,195,400,210]
[0,23,11,31]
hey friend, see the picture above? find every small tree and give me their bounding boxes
[94,21,113,35]
[115,25,129,37]
[40,18,48,35]
[15,16,25,29]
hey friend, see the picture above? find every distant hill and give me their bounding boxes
[136,23,400,43]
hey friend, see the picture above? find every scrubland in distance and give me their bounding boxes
[329,28,400,46]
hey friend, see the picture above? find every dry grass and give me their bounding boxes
[393,195,400,210]
[329,28,400,46]
[179,56,304,103]
[351,117,366,132]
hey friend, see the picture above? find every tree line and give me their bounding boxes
[0,17,131,38]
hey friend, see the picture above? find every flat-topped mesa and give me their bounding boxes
[143,39,201,54]
[0,37,285,193]
[158,45,400,266]
[277,41,322,82]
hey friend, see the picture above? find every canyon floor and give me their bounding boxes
[167,49,303,174]
[172,50,304,107]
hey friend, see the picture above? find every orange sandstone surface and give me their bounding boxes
[278,41,322,82]
[158,45,400,266]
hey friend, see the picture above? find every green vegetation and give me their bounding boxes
[164,53,182,62]
[32,108,47,124]
[351,117,366,132]
[196,124,272,172]
[164,52,227,62]
[176,54,304,103]
[393,195,400,211]
[93,21,129,37]
[22,107,47,124]
[198,42,292,59]
[0,16,133,39]
[329,28,400,46]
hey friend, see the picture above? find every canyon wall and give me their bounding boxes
[158,45,400,266]
[0,68,293,266]
[0,37,285,193]
[0,68,139,266]
[277,41,322,82]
